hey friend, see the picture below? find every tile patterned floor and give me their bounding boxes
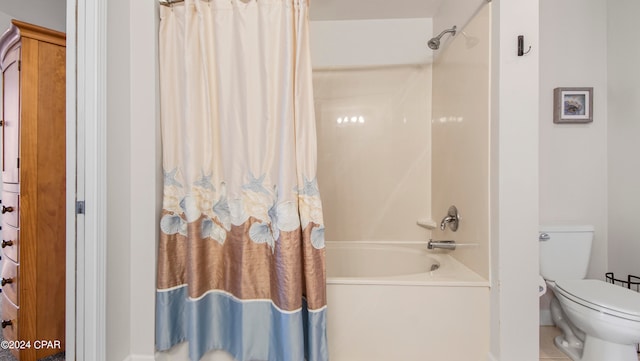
[540,326,570,360]
[540,325,640,361]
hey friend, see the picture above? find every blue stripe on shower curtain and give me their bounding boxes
[156,286,189,350]
[156,287,328,361]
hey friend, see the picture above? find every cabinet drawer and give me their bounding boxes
[1,191,18,227]
[1,224,18,262]
[1,293,18,343]
[0,259,18,306]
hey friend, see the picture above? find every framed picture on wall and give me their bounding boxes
[553,87,593,123]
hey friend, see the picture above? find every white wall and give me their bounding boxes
[310,18,433,67]
[107,0,132,359]
[129,1,159,358]
[106,1,159,360]
[0,12,11,35]
[0,0,66,32]
[607,0,640,280]
[539,0,608,281]
[309,0,439,21]
[538,0,608,325]
[490,0,540,360]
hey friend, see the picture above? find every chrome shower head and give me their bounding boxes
[427,25,457,50]
[427,37,441,50]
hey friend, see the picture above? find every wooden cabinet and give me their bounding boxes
[0,20,66,360]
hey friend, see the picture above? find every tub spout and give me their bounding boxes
[427,239,456,250]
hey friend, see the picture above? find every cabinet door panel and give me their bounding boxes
[2,46,20,184]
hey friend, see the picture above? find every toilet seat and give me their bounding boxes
[554,279,640,322]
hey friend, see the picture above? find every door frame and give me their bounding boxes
[68,0,108,359]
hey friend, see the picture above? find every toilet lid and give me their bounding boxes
[555,279,640,319]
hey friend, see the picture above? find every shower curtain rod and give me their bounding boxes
[159,0,309,5]
[162,0,489,8]
[159,0,184,6]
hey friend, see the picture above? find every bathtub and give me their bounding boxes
[326,242,490,361]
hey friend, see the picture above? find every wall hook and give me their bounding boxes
[518,35,531,56]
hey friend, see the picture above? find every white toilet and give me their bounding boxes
[540,225,640,361]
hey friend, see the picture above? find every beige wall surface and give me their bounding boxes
[107,0,132,359]
[106,0,159,359]
[607,0,640,282]
[538,0,608,327]
[310,18,434,68]
[431,4,490,280]
[314,65,432,242]
[539,0,608,282]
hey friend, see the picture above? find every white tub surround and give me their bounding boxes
[326,242,487,286]
[326,242,489,361]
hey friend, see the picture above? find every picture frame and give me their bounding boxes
[553,87,593,123]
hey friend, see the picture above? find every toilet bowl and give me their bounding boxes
[539,225,640,361]
[549,279,640,361]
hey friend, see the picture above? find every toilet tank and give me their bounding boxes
[539,225,593,281]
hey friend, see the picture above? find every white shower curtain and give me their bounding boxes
[155,1,327,360]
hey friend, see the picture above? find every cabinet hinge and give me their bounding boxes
[76,201,85,215]
[17,60,20,71]
[16,158,19,168]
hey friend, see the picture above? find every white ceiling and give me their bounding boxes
[309,0,445,21]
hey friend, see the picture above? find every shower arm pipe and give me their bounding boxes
[434,26,457,41]
[452,0,491,35]
[430,0,491,55]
